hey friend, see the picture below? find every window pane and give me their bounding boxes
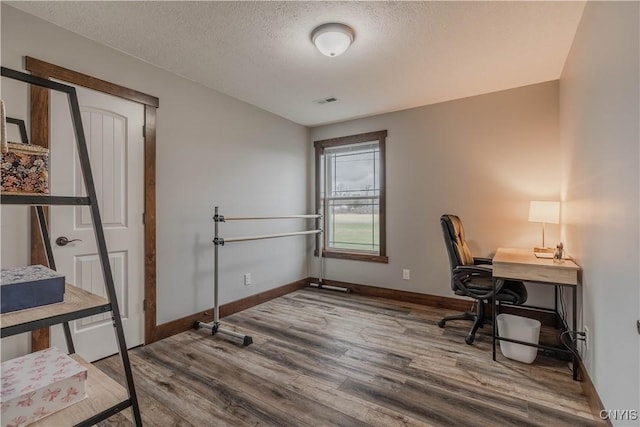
[327,198,379,252]
[326,144,379,199]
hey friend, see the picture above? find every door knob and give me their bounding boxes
[55,236,82,246]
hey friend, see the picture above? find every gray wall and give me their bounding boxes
[310,82,561,307]
[1,6,310,358]
[559,1,640,422]
[5,7,637,417]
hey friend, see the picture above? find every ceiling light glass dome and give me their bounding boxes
[311,23,355,57]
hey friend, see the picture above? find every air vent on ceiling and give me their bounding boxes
[313,96,338,105]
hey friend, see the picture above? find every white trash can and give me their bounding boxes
[497,313,541,364]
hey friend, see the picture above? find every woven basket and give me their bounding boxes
[1,100,50,195]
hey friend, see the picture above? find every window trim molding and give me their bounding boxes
[314,129,387,263]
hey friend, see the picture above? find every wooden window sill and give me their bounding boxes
[322,250,389,264]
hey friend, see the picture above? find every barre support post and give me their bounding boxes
[308,208,349,293]
[196,206,253,346]
[214,206,219,326]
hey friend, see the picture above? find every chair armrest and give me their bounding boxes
[473,257,493,265]
[453,265,493,275]
[452,265,504,299]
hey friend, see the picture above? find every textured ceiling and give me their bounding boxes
[9,1,586,127]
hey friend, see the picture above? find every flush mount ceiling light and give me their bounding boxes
[311,23,354,57]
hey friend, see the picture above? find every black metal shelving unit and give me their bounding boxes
[0,66,142,426]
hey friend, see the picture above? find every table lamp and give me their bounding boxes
[528,201,560,253]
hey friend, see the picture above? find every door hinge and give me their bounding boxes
[142,212,145,225]
[637,320,640,335]
[143,299,146,312]
[142,125,146,138]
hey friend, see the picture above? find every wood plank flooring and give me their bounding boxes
[96,288,600,426]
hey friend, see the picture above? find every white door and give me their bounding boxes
[49,84,145,362]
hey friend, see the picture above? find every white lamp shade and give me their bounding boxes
[528,201,560,224]
[311,23,354,57]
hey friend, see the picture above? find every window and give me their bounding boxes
[314,130,387,263]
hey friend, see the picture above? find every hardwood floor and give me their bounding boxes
[96,288,600,426]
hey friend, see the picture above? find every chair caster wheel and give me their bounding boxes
[437,320,446,328]
[465,335,475,345]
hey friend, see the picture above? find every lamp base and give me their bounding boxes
[533,247,554,253]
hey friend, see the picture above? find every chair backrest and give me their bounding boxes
[440,215,475,273]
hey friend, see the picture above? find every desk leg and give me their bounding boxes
[492,278,497,361]
[555,286,560,329]
[573,285,578,380]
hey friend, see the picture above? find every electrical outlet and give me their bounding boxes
[402,269,410,280]
[244,273,252,286]
[583,325,589,351]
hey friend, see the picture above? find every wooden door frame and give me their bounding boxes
[26,57,160,350]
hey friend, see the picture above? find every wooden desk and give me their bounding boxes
[492,248,581,379]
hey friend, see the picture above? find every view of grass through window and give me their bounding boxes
[330,212,380,251]
[323,142,380,253]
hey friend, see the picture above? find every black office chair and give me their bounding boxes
[439,214,528,344]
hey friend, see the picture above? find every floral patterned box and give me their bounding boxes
[0,265,65,314]
[0,347,87,427]
[0,141,49,195]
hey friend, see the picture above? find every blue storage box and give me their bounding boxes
[1,265,65,313]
